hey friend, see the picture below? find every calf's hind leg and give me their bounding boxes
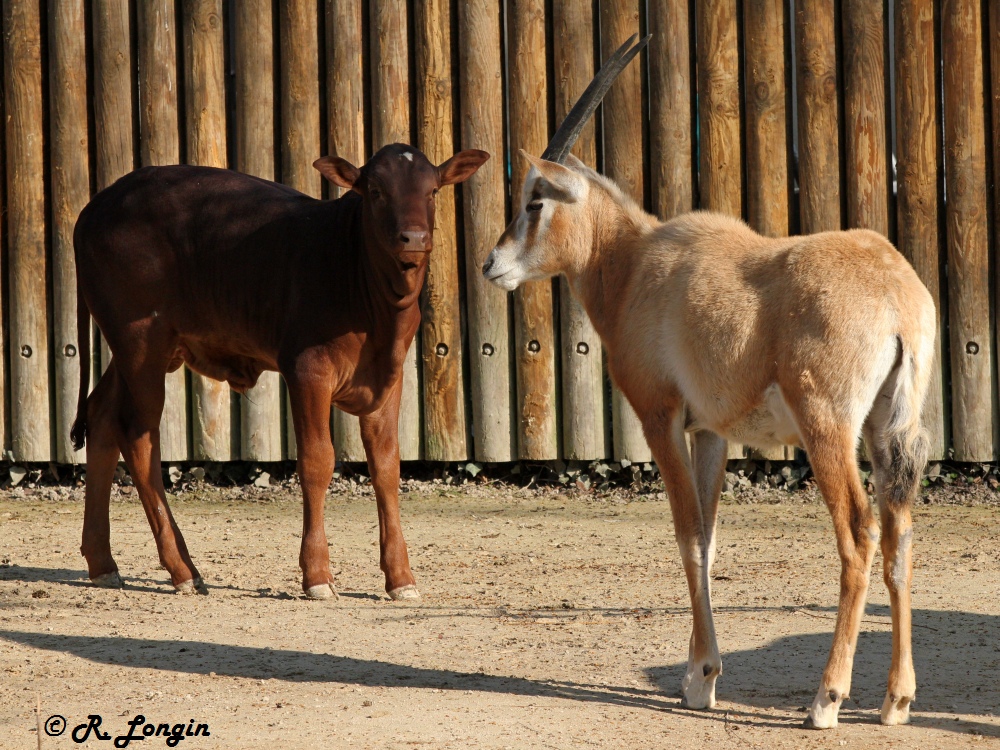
[80,360,125,587]
[116,363,206,594]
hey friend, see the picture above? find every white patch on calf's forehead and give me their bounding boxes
[402,152,414,161]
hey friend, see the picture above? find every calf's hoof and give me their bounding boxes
[91,571,124,589]
[880,692,913,726]
[175,577,208,595]
[305,583,338,600]
[804,689,843,729]
[388,584,420,601]
[680,663,719,710]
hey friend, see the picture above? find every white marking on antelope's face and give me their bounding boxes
[402,151,414,162]
[482,153,587,291]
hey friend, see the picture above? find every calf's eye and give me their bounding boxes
[527,201,543,212]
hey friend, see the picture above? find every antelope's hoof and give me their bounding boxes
[804,690,842,729]
[388,584,420,601]
[680,665,719,710]
[175,577,208,595]
[880,693,913,726]
[91,571,124,589]
[305,583,338,600]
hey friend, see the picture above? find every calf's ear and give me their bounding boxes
[313,156,361,190]
[437,150,490,186]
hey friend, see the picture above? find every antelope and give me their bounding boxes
[483,35,933,729]
[72,143,489,600]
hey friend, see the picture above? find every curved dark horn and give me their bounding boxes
[541,33,651,164]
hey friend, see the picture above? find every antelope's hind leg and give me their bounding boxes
[80,360,125,587]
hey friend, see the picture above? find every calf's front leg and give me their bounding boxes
[360,382,418,600]
[286,371,337,599]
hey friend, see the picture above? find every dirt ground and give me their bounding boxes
[1,479,998,749]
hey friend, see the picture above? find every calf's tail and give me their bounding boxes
[70,251,91,451]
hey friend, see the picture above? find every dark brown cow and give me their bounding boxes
[71,143,489,599]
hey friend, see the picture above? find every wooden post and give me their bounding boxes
[991,0,1000,461]
[280,0,322,461]
[696,0,743,460]
[601,0,650,463]
[842,0,889,235]
[457,0,514,462]
[234,0,282,462]
[183,0,234,461]
[137,0,189,462]
[416,0,468,460]
[370,0,422,460]
[0,20,6,455]
[894,0,945,458]
[3,0,51,460]
[507,0,558,460]
[49,0,91,464]
[93,0,135,378]
[743,0,793,461]
[552,0,607,461]
[794,0,841,233]
[325,0,367,461]
[941,0,994,460]
[649,0,695,221]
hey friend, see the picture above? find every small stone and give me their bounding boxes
[254,472,271,488]
[8,466,26,486]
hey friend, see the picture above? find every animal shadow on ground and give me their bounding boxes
[2,605,997,737]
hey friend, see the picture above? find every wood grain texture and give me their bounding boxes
[183,0,234,461]
[507,0,558,460]
[553,0,607,460]
[49,0,91,463]
[416,0,468,460]
[234,0,283,461]
[3,0,51,460]
[794,0,841,233]
[601,0,650,463]
[894,0,945,458]
[649,0,695,220]
[991,0,1000,462]
[696,0,743,460]
[279,0,322,461]
[325,0,367,461]
[370,0,422,460]
[138,0,189,462]
[842,0,889,234]
[457,0,514,461]
[941,0,994,460]
[0,19,6,454]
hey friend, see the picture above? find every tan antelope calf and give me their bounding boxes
[483,36,934,729]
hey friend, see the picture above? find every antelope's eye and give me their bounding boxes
[432,188,439,196]
[369,188,382,200]
[527,201,543,212]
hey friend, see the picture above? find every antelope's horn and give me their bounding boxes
[540,33,651,164]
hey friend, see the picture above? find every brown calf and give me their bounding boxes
[72,143,488,600]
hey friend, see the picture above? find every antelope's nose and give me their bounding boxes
[482,254,496,276]
[399,230,428,246]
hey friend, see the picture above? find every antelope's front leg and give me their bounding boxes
[643,406,723,709]
[360,382,418,600]
[285,369,337,600]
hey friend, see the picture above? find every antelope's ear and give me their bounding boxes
[438,150,490,185]
[520,150,585,202]
[313,156,361,191]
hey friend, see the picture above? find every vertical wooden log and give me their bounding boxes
[137,0,189,462]
[370,0,422,460]
[234,0,283,461]
[895,0,945,458]
[696,0,743,460]
[552,0,606,460]
[649,0,695,221]
[325,0,367,461]
[458,0,514,461]
[991,0,1000,461]
[416,0,468,460]
[49,0,91,464]
[744,0,793,461]
[842,0,889,234]
[3,0,51,460]
[0,20,6,455]
[794,0,841,233]
[941,0,993,460]
[183,0,233,461]
[280,0,321,461]
[507,0,557,460]
[601,0,649,463]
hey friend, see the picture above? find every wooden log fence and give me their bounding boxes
[1,0,998,465]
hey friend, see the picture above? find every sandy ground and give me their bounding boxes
[0,481,998,749]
